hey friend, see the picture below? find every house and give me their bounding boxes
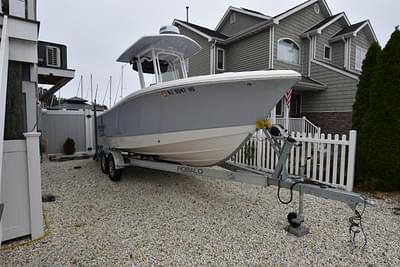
[173,0,377,134]
[0,0,74,244]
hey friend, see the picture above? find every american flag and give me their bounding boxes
[284,88,292,108]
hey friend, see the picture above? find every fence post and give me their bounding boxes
[256,130,262,169]
[302,116,306,133]
[346,130,357,191]
[23,132,44,239]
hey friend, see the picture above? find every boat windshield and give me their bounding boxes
[136,49,188,88]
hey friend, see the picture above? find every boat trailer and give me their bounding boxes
[96,123,370,247]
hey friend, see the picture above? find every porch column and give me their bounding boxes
[23,132,43,239]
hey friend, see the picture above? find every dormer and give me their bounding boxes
[215,7,270,36]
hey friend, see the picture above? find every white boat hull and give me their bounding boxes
[99,125,254,166]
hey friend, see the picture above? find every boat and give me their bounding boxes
[97,25,300,167]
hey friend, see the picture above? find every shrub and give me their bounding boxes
[63,138,76,155]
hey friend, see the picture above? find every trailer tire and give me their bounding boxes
[100,152,109,174]
[108,154,122,181]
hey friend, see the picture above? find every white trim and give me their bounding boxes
[270,25,275,69]
[173,20,212,41]
[313,36,317,59]
[344,38,349,69]
[311,59,359,80]
[307,35,312,76]
[215,6,271,31]
[273,0,332,24]
[277,37,301,65]
[323,44,332,61]
[347,38,352,69]
[216,47,225,71]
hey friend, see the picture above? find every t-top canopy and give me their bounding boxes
[117,34,202,63]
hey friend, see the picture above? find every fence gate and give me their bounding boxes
[40,109,99,155]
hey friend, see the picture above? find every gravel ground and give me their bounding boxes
[1,159,399,266]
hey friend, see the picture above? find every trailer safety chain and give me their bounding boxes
[349,198,367,250]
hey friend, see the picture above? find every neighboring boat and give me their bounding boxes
[97,25,300,167]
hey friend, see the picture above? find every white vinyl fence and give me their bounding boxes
[230,130,357,191]
[41,109,100,155]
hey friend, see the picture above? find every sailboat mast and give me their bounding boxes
[109,76,112,108]
[80,75,83,98]
[90,74,93,103]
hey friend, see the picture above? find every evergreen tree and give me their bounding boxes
[361,27,400,190]
[352,42,381,186]
[352,42,381,130]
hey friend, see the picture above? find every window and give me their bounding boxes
[323,45,332,60]
[355,46,367,71]
[230,13,236,24]
[277,39,300,65]
[46,45,61,67]
[275,99,283,116]
[216,48,225,71]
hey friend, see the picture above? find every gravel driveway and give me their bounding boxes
[1,159,399,266]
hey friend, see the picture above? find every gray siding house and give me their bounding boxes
[173,0,377,134]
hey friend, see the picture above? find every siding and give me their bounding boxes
[331,41,345,68]
[177,25,211,76]
[350,27,373,72]
[301,38,310,75]
[302,62,358,112]
[225,30,269,72]
[315,20,343,62]
[274,4,325,73]
[219,12,265,36]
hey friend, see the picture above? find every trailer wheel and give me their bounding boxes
[108,154,122,181]
[100,152,109,174]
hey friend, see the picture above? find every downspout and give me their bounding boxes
[210,40,217,74]
[270,24,275,69]
[307,34,312,77]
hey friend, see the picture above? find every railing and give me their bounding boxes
[230,130,357,191]
[276,116,321,137]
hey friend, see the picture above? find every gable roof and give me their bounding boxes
[174,19,228,41]
[273,0,332,24]
[215,6,271,31]
[302,13,349,36]
[330,20,378,42]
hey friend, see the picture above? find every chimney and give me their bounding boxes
[186,6,189,22]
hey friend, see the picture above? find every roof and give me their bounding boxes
[175,20,228,40]
[215,6,271,31]
[240,7,268,17]
[273,0,332,23]
[294,76,327,91]
[65,96,87,103]
[117,34,202,63]
[303,13,343,34]
[330,20,378,42]
[333,21,366,37]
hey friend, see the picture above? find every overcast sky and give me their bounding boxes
[37,0,399,106]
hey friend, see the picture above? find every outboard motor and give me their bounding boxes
[159,25,180,34]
